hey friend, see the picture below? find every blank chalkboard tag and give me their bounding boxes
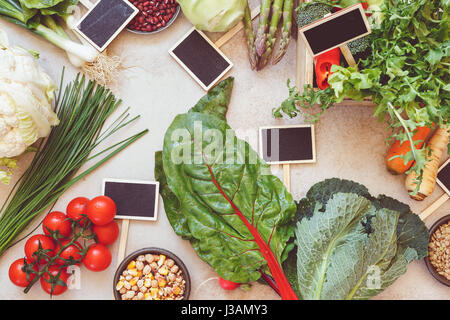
[420,158,450,221]
[169,28,233,91]
[75,0,138,52]
[259,125,316,165]
[299,3,371,66]
[103,179,159,221]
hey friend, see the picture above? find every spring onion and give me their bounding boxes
[0,71,148,257]
[0,0,119,85]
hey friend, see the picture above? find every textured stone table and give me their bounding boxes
[0,4,448,300]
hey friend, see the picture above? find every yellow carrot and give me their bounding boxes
[405,126,449,200]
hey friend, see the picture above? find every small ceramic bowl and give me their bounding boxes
[424,214,450,287]
[113,247,191,300]
[126,5,180,35]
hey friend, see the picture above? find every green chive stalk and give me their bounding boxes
[0,72,148,256]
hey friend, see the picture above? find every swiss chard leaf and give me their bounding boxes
[156,78,297,288]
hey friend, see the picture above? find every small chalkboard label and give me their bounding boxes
[259,125,316,164]
[299,3,371,57]
[437,159,450,195]
[76,0,138,52]
[103,179,159,221]
[169,28,233,91]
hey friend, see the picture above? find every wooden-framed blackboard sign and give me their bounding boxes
[299,3,371,65]
[259,125,316,165]
[75,0,138,52]
[437,158,450,196]
[169,28,233,91]
[103,178,159,221]
[420,158,450,221]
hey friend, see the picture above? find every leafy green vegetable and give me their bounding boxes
[155,78,298,299]
[178,0,247,32]
[285,179,428,300]
[274,0,449,191]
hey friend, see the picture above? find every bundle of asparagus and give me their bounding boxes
[244,0,294,70]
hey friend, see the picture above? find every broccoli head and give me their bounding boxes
[297,3,332,28]
[347,36,371,56]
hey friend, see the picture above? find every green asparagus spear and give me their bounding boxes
[273,0,294,65]
[254,0,274,57]
[243,2,257,70]
[257,0,284,70]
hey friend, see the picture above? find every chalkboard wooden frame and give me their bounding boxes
[169,27,233,91]
[102,178,159,222]
[437,158,450,196]
[299,3,371,58]
[75,0,138,52]
[259,124,316,165]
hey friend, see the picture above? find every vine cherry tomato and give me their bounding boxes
[218,277,240,290]
[42,211,72,238]
[92,220,119,245]
[55,240,83,265]
[9,258,38,287]
[83,244,111,272]
[24,234,56,264]
[86,196,116,226]
[40,266,70,296]
[66,197,90,226]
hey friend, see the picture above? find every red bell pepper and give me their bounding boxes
[314,48,341,90]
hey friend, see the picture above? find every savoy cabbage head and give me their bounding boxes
[285,179,428,300]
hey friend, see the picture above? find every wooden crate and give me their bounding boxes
[295,0,374,107]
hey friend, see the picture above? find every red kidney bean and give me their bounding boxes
[127,0,178,32]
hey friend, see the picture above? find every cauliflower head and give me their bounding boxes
[0,26,59,183]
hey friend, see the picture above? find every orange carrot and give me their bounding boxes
[386,126,433,175]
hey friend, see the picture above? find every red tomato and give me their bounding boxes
[92,220,119,245]
[43,211,72,238]
[55,240,83,265]
[9,258,38,287]
[83,244,111,272]
[25,234,56,264]
[40,266,70,296]
[86,196,116,226]
[66,197,90,226]
[218,277,240,290]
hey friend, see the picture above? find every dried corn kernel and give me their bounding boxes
[144,278,152,288]
[173,286,181,295]
[129,277,139,286]
[158,277,167,288]
[144,292,151,300]
[128,268,138,276]
[136,261,144,271]
[158,267,169,276]
[158,255,166,266]
[143,264,151,275]
[150,288,159,298]
[127,261,136,270]
[116,281,124,291]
